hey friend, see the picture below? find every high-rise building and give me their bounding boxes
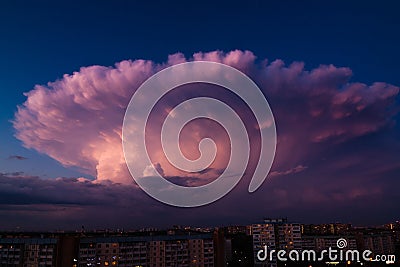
[251,218,301,267]
[355,231,396,256]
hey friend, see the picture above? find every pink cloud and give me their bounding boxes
[269,165,308,178]
[13,50,399,188]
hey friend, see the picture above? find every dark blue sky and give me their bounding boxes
[0,0,399,229]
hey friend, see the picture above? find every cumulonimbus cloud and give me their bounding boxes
[13,50,400,185]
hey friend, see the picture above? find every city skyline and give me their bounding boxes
[1,218,399,267]
[0,0,400,230]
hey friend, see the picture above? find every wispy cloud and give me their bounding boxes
[7,155,28,160]
[269,165,308,178]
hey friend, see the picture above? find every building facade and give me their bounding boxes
[78,234,214,267]
[0,237,58,267]
[0,233,214,267]
[251,218,302,267]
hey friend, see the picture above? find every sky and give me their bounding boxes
[0,0,400,231]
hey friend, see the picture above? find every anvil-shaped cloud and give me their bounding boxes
[13,50,399,187]
[7,50,400,228]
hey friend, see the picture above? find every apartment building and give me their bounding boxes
[0,237,58,267]
[251,218,302,267]
[78,234,214,267]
